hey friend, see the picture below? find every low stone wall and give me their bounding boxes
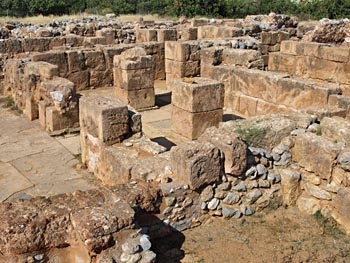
[269,40,350,94]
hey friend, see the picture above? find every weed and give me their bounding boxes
[235,125,266,146]
[316,126,322,136]
[3,96,14,108]
[313,210,344,238]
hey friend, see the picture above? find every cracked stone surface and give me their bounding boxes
[0,107,97,201]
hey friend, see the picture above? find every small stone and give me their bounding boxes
[272,145,289,155]
[201,201,207,210]
[307,123,320,133]
[216,182,231,191]
[34,254,44,261]
[245,166,257,177]
[200,185,214,202]
[232,181,247,192]
[290,129,305,136]
[258,179,270,188]
[245,189,262,204]
[124,142,133,147]
[247,180,258,189]
[128,253,142,263]
[122,242,140,255]
[325,181,340,193]
[241,205,255,216]
[256,164,267,176]
[182,197,193,208]
[223,192,240,205]
[274,175,281,183]
[271,153,281,161]
[274,152,291,166]
[214,190,227,199]
[120,252,131,262]
[140,235,152,251]
[26,256,34,263]
[140,250,157,263]
[305,183,332,200]
[222,206,241,218]
[164,197,176,206]
[207,198,220,210]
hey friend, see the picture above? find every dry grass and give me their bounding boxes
[0,13,176,25]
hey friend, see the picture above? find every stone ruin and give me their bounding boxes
[1,13,350,262]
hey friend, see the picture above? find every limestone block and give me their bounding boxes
[45,106,79,132]
[165,41,190,62]
[197,25,218,39]
[292,133,341,180]
[79,95,129,145]
[280,40,301,55]
[182,27,198,40]
[171,105,223,140]
[24,61,59,80]
[136,29,157,43]
[222,49,261,66]
[22,37,51,52]
[84,50,106,71]
[256,99,292,116]
[4,39,22,53]
[96,28,116,45]
[332,188,350,235]
[276,78,341,109]
[49,37,66,49]
[171,77,224,112]
[277,31,290,43]
[198,126,247,176]
[67,70,90,91]
[65,35,84,47]
[332,166,350,187]
[113,67,154,90]
[90,70,113,88]
[319,46,349,63]
[191,18,208,27]
[302,42,321,57]
[261,31,278,45]
[157,29,177,42]
[83,36,106,46]
[115,87,155,110]
[171,141,223,190]
[236,94,258,117]
[279,168,301,206]
[32,51,68,77]
[320,117,350,144]
[200,48,223,68]
[24,93,38,121]
[165,59,200,77]
[65,50,85,73]
[335,62,350,85]
[268,52,303,76]
[296,193,321,215]
[303,56,338,82]
[103,45,133,69]
[268,43,281,52]
[38,100,47,128]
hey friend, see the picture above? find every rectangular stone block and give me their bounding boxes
[65,35,84,47]
[83,37,106,46]
[45,106,79,132]
[66,50,85,73]
[236,95,258,117]
[280,40,301,55]
[67,70,90,91]
[319,46,350,63]
[103,45,133,69]
[32,51,68,77]
[303,56,338,82]
[38,100,47,128]
[113,67,154,90]
[302,42,322,57]
[84,50,106,71]
[197,25,218,39]
[157,29,177,42]
[171,141,223,190]
[24,93,38,121]
[182,27,198,40]
[22,38,51,52]
[90,70,113,88]
[24,62,59,80]
[191,18,208,27]
[268,52,303,76]
[222,49,261,66]
[171,105,222,140]
[336,62,350,85]
[171,77,224,112]
[115,87,155,110]
[49,37,66,49]
[96,28,116,45]
[79,95,129,145]
[136,29,157,43]
[165,41,190,62]
[165,59,200,77]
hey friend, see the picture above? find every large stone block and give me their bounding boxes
[319,46,350,63]
[157,29,177,42]
[320,117,350,144]
[171,141,223,190]
[96,28,116,45]
[115,87,155,110]
[84,50,106,71]
[198,126,247,176]
[292,133,341,180]
[165,59,200,77]
[279,168,301,206]
[268,52,303,76]
[79,94,129,145]
[303,56,338,82]
[32,51,68,77]
[65,50,85,73]
[135,29,157,43]
[24,62,59,80]
[165,41,190,62]
[332,188,350,235]
[90,70,113,88]
[171,105,223,140]
[113,67,154,90]
[45,106,79,132]
[22,37,51,52]
[67,70,90,91]
[222,49,261,67]
[336,62,350,85]
[171,77,224,112]
[182,27,198,40]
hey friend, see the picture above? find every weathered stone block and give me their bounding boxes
[83,36,106,46]
[165,41,190,62]
[90,70,113,88]
[198,126,247,176]
[84,50,106,71]
[319,46,349,63]
[292,133,341,180]
[66,50,85,73]
[24,62,59,80]
[67,70,90,91]
[171,77,224,112]
[268,52,303,76]
[136,29,157,43]
[38,100,47,128]
[222,49,261,67]
[303,56,338,82]
[171,141,223,190]
[115,87,155,110]
[79,95,129,145]
[113,67,154,90]
[182,27,198,40]
[157,29,177,42]
[45,106,79,132]
[165,59,200,77]
[280,40,301,55]
[279,168,301,206]
[24,93,38,121]
[332,188,350,235]
[171,105,223,140]
[32,51,68,77]
[22,37,51,52]
[96,28,116,45]
[320,117,350,144]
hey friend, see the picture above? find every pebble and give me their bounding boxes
[216,182,231,191]
[272,145,289,155]
[223,192,240,205]
[256,164,267,176]
[245,166,257,177]
[258,179,270,188]
[241,205,255,216]
[290,128,306,136]
[207,198,220,210]
[140,235,152,251]
[182,197,193,208]
[34,254,45,261]
[140,250,157,263]
[274,152,291,166]
[214,190,227,199]
[232,181,247,192]
[122,242,140,255]
[200,185,214,202]
[245,189,262,204]
[222,206,241,218]
[201,201,207,210]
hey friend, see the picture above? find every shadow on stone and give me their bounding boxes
[135,211,185,263]
[155,92,172,107]
[151,137,177,151]
[223,113,243,122]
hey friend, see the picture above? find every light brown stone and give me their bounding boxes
[279,168,301,206]
[171,141,223,190]
[332,188,350,235]
[115,87,155,110]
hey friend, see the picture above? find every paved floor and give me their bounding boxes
[0,105,98,202]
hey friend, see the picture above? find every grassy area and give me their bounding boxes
[0,13,175,25]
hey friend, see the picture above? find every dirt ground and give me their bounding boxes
[153,207,350,263]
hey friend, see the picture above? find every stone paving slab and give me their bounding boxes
[0,162,34,202]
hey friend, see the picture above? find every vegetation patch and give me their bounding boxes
[235,125,266,146]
